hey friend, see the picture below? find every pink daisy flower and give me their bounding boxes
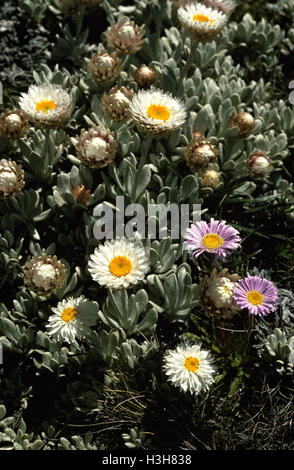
[184,219,241,261]
[233,275,278,316]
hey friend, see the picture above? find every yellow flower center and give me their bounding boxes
[109,256,132,277]
[184,356,200,373]
[147,104,171,121]
[202,233,224,250]
[35,100,57,114]
[247,290,264,306]
[61,307,78,322]
[193,14,214,25]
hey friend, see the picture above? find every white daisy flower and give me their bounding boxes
[163,343,216,395]
[19,84,72,128]
[46,295,99,345]
[88,238,150,290]
[178,2,228,42]
[129,88,187,137]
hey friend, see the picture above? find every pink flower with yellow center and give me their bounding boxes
[233,275,278,316]
[184,218,241,261]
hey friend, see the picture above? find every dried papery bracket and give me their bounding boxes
[0,159,25,200]
[23,254,67,298]
[0,109,30,139]
[199,268,240,319]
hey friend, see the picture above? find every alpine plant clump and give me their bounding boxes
[0,0,293,452]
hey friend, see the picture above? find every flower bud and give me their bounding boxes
[0,159,25,200]
[75,125,117,169]
[101,86,134,121]
[200,268,240,319]
[106,20,145,55]
[134,65,157,88]
[246,150,272,180]
[24,254,67,297]
[0,109,30,139]
[184,135,219,172]
[201,169,221,189]
[88,50,122,83]
[229,112,255,137]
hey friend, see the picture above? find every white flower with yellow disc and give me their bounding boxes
[163,343,216,395]
[46,296,99,345]
[88,238,150,290]
[178,2,228,42]
[19,84,72,128]
[129,88,186,137]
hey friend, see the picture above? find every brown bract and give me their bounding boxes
[72,185,91,205]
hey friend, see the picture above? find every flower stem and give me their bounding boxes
[43,128,51,175]
[139,135,152,168]
[243,314,254,357]
[178,44,197,95]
